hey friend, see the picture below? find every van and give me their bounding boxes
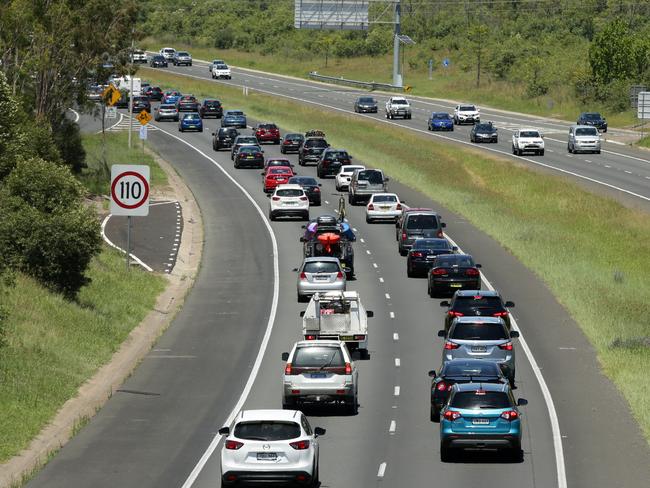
[348,169,389,205]
[568,125,601,154]
[397,210,446,256]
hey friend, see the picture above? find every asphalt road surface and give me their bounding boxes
[28,100,650,487]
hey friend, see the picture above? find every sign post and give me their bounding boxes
[110,165,150,269]
[638,92,650,140]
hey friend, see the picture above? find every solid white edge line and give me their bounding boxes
[146,127,280,488]
[100,214,154,272]
[377,462,387,478]
[444,233,567,488]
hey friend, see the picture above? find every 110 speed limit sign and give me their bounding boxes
[110,165,150,216]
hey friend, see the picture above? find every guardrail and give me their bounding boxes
[308,71,404,92]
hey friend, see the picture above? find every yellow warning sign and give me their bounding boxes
[103,84,121,106]
[136,110,152,125]
[404,85,412,93]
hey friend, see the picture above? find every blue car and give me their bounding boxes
[440,382,527,462]
[179,113,203,132]
[428,112,454,131]
[221,110,247,129]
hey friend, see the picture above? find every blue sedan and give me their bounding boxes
[428,112,454,131]
[440,382,528,462]
[179,113,203,132]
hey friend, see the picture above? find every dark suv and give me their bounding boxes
[397,211,446,256]
[576,112,607,132]
[280,133,305,154]
[298,137,329,166]
[212,127,239,151]
[317,149,352,178]
[439,290,515,333]
[200,99,223,119]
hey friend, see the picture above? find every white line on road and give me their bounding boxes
[360,238,365,243]
[385,293,391,300]
[394,358,400,367]
[394,386,400,396]
[100,215,153,272]
[389,420,396,433]
[68,107,80,123]
[377,462,387,478]
[379,277,384,282]
[373,263,378,268]
[389,311,395,319]
[366,249,371,254]
[393,333,399,341]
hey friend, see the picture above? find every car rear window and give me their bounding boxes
[289,177,317,185]
[240,146,260,153]
[450,391,511,409]
[372,195,397,203]
[434,255,474,267]
[576,127,598,136]
[234,421,301,441]
[276,189,303,197]
[449,322,509,340]
[183,114,200,120]
[306,139,328,148]
[259,124,277,129]
[228,111,244,115]
[303,261,340,274]
[293,346,344,367]
[285,134,304,140]
[343,166,364,173]
[358,171,383,184]
[326,151,348,159]
[269,167,290,174]
[238,137,257,144]
[413,239,449,250]
[443,362,500,377]
[406,214,439,229]
[204,100,221,107]
[453,296,503,314]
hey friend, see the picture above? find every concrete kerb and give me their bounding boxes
[0,148,204,488]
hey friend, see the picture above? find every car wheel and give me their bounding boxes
[282,398,294,410]
[360,349,370,360]
[304,212,310,221]
[348,194,353,205]
[234,160,239,169]
[510,447,523,463]
[280,147,285,154]
[509,372,516,387]
[347,394,358,415]
[596,150,601,154]
[365,215,371,224]
[539,149,545,156]
[440,446,454,463]
[314,199,321,207]
[310,462,319,487]
[430,405,440,422]
[297,293,307,303]
[399,247,407,257]
[428,282,436,298]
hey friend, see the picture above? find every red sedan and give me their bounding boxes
[263,166,295,193]
[255,123,281,144]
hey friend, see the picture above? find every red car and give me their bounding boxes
[263,166,295,193]
[254,123,281,144]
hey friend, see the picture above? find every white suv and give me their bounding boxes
[335,164,365,191]
[512,128,545,156]
[282,340,359,413]
[268,184,310,221]
[453,104,480,125]
[159,47,176,60]
[219,409,325,486]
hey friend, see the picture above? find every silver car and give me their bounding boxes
[296,257,346,302]
[281,340,358,413]
[568,125,601,154]
[438,316,519,385]
[154,103,179,122]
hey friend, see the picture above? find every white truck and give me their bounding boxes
[115,75,142,96]
[385,96,412,119]
[300,291,373,358]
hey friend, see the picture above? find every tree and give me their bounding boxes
[589,19,637,84]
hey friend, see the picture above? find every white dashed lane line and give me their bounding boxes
[389,311,395,319]
[393,333,399,341]
[377,462,387,478]
[385,293,391,300]
[394,386,400,396]
[394,358,400,367]
[379,277,384,283]
[389,420,397,434]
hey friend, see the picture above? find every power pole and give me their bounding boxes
[392,0,402,87]
[128,35,134,149]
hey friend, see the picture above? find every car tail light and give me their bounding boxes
[255,153,262,157]
[283,140,290,145]
[498,342,513,351]
[305,335,316,340]
[345,362,352,374]
[353,335,365,340]
[501,410,519,421]
[290,440,310,450]
[432,268,448,275]
[367,204,374,210]
[444,341,460,350]
[436,381,449,391]
[401,232,407,241]
[493,311,509,317]
[336,271,344,279]
[285,363,294,375]
[466,268,480,276]
[299,272,307,280]
[225,440,243,450]
[272,196,280,201]
[300,196,308,201]
[411,251,423,257]
[448,311,463,317]
[443,410,461,421]
[396,203,402,210]
[313,187,320,192]
[437,230,444,238]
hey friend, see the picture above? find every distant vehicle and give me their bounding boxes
[178,113,203,132]
[348,169,389,205]
[114,90,129,109]
[394,207,433,240]
[114,75,141,95]
[199,99,223,119]
[86,84,104,102]
[212,127,239,151]
[231,135,259,160]
[385,96,411,119]
[162,90,181,105]
[264,158,293,170]
[428,112,454,131]
[280,133,305,154]
[427,254,481,297]
[439,290,515,333]
[159,47,176,60]
[131,95,151,113]
[335,164,365,192]
[218,409,325,486]
[211,63,232,79]
[176,95,199,112]
[209,59,225,72]
[268,184,310,221]
[317,148,351,178]
[577,112,607,132]
[254,123,281,144]
[263,165,295,192]
[453,104,480,125]
[131,49,147,63]
[397,210,446,256]
[512,128,544,156]
[154,104,179,122]
[172,50,192,66]
[406,238,457,277]
[365,193,402,223]
[288,176,321,206]
[353,96,378,113]
[470,122,498,143]
[221,110,247,128]
[295,258,346,302]
[568,125,601,154]
[298,137,329,166]
[149,55,168,68]
[144,86,163,101]
[234,145,264,169]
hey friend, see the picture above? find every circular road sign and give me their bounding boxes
[111,171,150,210]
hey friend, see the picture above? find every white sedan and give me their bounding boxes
[268,184,310,221]
[219,409,326,486]
[335,164,365,191]
[365,193,403,223]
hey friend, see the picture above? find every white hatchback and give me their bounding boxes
[269,184,310,221]
[335,164,365,191]
[366,193,402,223]
[220,409,325,486]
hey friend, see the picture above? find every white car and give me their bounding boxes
[209,59,225,72]
[219,409,325,486]
[453,104,480,125]
[282,340,358,413]
[512,128,545,156]
[365,193,402,223]
[212,63,232,79]
[131,49,147,63]
[385,96,412,119]
[159,47,176,60]
[335,164,365,191]
[268,184,309,221]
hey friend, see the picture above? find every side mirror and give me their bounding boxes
[314,427,326,437]
[384,177,390,182]
[366,311,374,318]
[318,183,322,187]
[260,172,265,175]
[281,352,289,361]
[438,330,446,337]
[428,370,436,378]
[211,132,215,136]
[301,224,306,229]
[292,268,299,272]
[505,301,515,308]
[299,237,305,242]
[517,398,528,407]
[265,193,271,198]
[218,427,230,436]
[401,200,406,204]
[439,301,450,307]
[299,311,305,317]
[441,222,447,228]
[475,263,482,268]
[452,246,458,252]
[510,331,520,338]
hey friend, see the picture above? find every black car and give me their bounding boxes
[200,99,223,119]
[406,238,457,277]
[577,112,607,132]
[131,95,151,113]
[317,148,352,178]
[280,133,305,154]
[149,55,168,68]
[288,176,322,206]
[144,86,163,101]
[212,127,239,151]
[234,146,264,169]
[298,137,329,166]
[177,96,200,112]
[470,122,498,143]
[440,290,515,333]
[427,254,481,297]
[428,359,508,421]
[354,96,378,113]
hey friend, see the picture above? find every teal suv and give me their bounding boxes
[439,382,527,462]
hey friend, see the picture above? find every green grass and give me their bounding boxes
[0,246,166,461]
[80,131,168,195]
[142,40,638,129]
[638,135,650,148]
[143,67,650,441]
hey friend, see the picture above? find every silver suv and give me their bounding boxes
[348,169,389,205]
[438,316,519,385]
[568,125,601,154]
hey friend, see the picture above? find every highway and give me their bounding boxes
[27,91,650,487]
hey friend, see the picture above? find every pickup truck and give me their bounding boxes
[211,63,232,79]
[301,291,373,358]
[385,96,412,119]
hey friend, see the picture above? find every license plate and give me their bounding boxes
[471,346,487,353]
[340,335,354,341]
[309,373,327,378]
[256,453,277,460]
[472,418,490,425]
[380,206,391,210]
[246,156,253,159]
[450,283,462,288]
[313,274,328,279]
[284,201,297,206]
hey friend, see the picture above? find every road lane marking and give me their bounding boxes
[373,263,378,268]
[377,462,387,478]
[393,333,399,341]
[394,358,400,367]
[360,238,365,243]
[389,420,396,433]
[100,215,153,272]
[379,277,384,282]
[366,249,372,254]
[389,311,395,319]
[394,386,400,396]
[385,293,391,299]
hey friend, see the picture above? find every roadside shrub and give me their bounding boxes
[51,117,86,173]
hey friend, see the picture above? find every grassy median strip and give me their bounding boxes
[144,68,650,440]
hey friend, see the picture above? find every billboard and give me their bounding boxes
[295,0,369,30]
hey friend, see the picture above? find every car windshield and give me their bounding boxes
[153,56,164,61]
[406,214,438,229]
[285,134,303,141]
[443,362,500,377]
[293,346,344,367]
[306,139,328,148]
[259,124,277,129]
[216,64,228,69]
[460,105,476,111]
[218,129,233,135]
[359,97,374,103]
[450,322,508,340]
[183,114,199,120]
[450,391,511,409]
[476,124,494,131]
[177,51,189,56]
[204,100,221,106]
[434,255,475,267]
[240,147,260,154]
[453,296,504,314]
[290,177,317,185]
[392,99,408,105]
[303,261,340,273]
[413,239,448,250]
[520,131,540,138]
[234,421,301,441]
[359,171,383,184]
[576,127,598,136]
[276,189,303,197]
[583,113,601,120]
[432,113,450,119]
[372,195,397,203]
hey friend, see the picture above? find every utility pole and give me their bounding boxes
[392,0,402,87]
[127,34,134,149]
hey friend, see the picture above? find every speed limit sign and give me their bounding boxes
[110,165,150,216]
